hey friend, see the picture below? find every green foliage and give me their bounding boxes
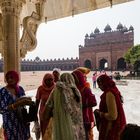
[124,44,140,65]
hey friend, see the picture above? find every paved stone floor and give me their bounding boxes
[0,71,140,139]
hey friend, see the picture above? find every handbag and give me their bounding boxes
[16,101,38,124]
[32,121,41,140]
[93,109,100,131]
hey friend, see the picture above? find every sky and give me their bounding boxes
[25,0,140,60]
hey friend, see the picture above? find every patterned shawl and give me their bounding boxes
[46,73,85,140]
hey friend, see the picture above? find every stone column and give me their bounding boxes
[0,0,24,74]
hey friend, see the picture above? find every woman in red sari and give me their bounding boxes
[95,74,126,140]
[72,70,97,140]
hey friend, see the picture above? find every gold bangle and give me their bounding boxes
[12,104,15,110]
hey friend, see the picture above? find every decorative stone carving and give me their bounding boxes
[20,1,45,58]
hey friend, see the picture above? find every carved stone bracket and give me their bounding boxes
[20,1,45,58]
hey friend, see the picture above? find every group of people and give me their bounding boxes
[91,70,122,89]
[0,68,139,140]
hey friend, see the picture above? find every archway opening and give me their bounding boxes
[99,58,108,70]
[84,59,92,69]
[117,58,126,70]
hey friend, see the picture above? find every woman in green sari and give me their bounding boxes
[42,72,85,140]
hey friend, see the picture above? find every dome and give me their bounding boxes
[94,27,100,34]
[90,32,95,38]
[35,56,40,61]
[122,26,128,32]
[85,34,89,38]
[104,24,112,32]
[117,23,123,30]
[129,25,134,31]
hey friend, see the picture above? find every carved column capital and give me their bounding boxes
[0,0,25,16]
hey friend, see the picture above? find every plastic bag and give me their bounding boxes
[32,121,41,140]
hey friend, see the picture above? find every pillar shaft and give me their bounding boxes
[0,0,24,74]
[3,14,20,73]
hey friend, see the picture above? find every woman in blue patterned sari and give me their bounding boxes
[0,71,31,140]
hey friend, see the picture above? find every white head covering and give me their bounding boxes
[53,68,61,73]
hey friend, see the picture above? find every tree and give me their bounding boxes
[124,44,140,65]
[124,44,140,76]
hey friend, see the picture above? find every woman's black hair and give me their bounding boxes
[120,123,140,140]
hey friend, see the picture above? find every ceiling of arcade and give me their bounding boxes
[20,0,132,22]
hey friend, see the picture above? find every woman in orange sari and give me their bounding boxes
[35,73,55,139]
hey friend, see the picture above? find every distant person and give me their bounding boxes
[114,72,121,80]
[52,68,61,82]
[92,73,97,88]
[94,74,126,140]
[72,70,97,140]
[109,71,113,79]
[35,73,55,139]
[0,70,32,140]
[120,123,140,140]
[101,70,106,75]
[42,73,86,140]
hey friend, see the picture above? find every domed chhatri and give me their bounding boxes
[129,25,134,31]
[117,22,123,30]
[94,27,100,34]
[90,32,95,38]
[104,24,112,32]
[85,34,89,38]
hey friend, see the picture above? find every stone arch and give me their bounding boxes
[99,58,108,70]
[84,59,92,69]
[117,57,126,70]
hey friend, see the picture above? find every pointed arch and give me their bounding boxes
[117,57,126,70]
[99,58,108,70]
[84,59,92,69]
